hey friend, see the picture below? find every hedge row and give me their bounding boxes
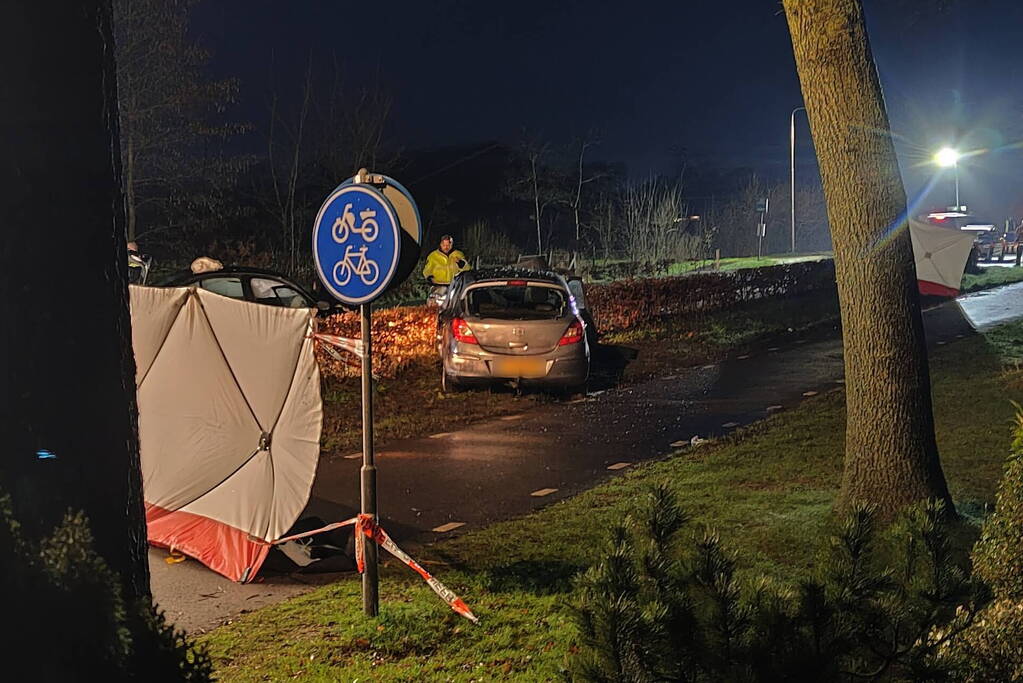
[315,260,837,379]
[315,305,437,379]
[586,260,837,333]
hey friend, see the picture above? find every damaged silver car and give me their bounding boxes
[436,268,590,393]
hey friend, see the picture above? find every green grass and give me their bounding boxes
[201,325,1023,682]
[663,252,831,276]
[961,266,1023,293]
[579,253,832,283]
[981,322,1023,366]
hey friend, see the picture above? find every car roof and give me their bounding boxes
[157,266,314,296]
[456,267,565,286]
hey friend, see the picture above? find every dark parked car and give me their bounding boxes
[435,268,590,393]
[157,266,346,314]
[927,212,1013,262]
[974,230,1018,262]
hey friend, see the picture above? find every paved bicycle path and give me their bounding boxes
[151,300,977,633]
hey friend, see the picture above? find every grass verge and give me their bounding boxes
[664,252,831,276]
[581,253,832,282]
[202,322,1023,682]
[961,265,1023,292]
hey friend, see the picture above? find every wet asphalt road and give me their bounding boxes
[151,299,979,632]
[303,336,846,537]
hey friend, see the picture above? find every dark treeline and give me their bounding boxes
[117,0,831,287]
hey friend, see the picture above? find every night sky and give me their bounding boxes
[194,0,1023,220]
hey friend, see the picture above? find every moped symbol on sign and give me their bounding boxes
[313,184,400,305]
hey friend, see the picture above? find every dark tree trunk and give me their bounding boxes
[0,2,150,601]
[782,0,953,516]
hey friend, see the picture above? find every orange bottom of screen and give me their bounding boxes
[146,503,269,583]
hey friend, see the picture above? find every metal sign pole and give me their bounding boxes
[755,197,768,261]
[313,167,421,620]
[360,302,379,616]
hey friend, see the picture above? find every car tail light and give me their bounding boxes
[559,320,584,346]
[451,317,478,344]
[506,280,527,286]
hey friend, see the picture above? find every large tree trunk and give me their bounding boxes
[0,1,150,601]
[782,0,953,516]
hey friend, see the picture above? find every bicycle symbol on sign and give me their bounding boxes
[328,200,383,288]
[332,203,379,244]
[333,244,380,287]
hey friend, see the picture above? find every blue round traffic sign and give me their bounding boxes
[337,174,422,245]
[312,185,401,305]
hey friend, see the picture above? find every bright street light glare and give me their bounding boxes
[934,147,960,167]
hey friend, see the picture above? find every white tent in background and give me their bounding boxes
[130,285,323,582]
[909,216,976,297]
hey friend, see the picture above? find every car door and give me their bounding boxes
[436,274,467,352]
[565,276,588,312]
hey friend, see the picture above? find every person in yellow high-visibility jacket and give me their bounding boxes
[422,234,471,285]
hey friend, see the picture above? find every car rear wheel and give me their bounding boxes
[561,381,588,399]
[441,367,464,394]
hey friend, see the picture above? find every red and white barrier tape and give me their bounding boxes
[313,332,365,359]
[273,514,478,624]
[312,333,383,379]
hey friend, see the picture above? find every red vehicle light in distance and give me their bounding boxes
[452,317,478,344]
[559,320,584,346]
[505,280,528,286]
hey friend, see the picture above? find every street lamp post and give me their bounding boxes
[954,165,960,209]
[934,146,961,209]
[790,106,806,254]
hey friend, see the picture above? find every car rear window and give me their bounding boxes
[466,284,566,320]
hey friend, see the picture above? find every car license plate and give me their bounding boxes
[492,357,548,378]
